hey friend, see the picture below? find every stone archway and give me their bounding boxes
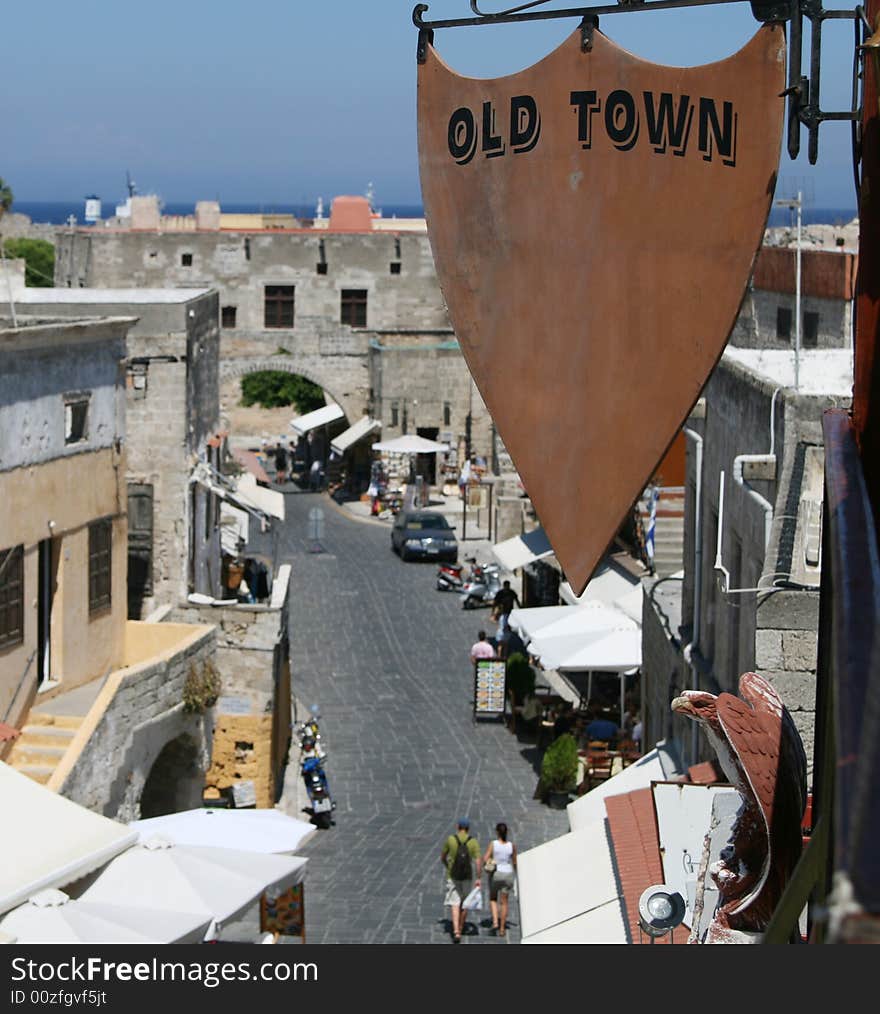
[139,732,204,818]
[220,356,367,424]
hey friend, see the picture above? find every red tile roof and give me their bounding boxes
[606,788,676,944]
[328,196,373,232]
[687,761,723,785]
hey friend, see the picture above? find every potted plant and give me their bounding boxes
[540,733,578,809]
[505,652,536,705]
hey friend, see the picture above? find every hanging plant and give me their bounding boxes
[182,659,221,714]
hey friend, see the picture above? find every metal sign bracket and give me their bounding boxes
[413,0,869,163]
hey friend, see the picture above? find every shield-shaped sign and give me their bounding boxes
[418,25,785,594]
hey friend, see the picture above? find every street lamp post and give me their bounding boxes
[775,191,803,391]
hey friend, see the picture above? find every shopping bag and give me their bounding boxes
[462,885,483,911]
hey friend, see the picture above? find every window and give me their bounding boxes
[264,285,295,328]
[776,306,792,341]
[0,545,24,650]
[390,262,401,275]
[221,305,237,329]
[341,289,367,328]
[391,401,399,427]
[443,401,451,427]
[316,262,328,275]
[803,311,820,348]
[65,397,89,444]
[244,238,251,261]
[181,253,193,267]
[127,484,153,618]
[88,519,113,614]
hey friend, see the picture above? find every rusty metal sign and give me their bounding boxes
[418,25,785,594]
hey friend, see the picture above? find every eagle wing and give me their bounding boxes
[716,672,807,917]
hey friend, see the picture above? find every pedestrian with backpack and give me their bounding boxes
[441,818,482,943]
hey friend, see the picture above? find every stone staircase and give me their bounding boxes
[640,486,685,577]
[6,713,83,785]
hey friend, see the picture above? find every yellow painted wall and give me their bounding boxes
[0,448,127,704]
[0,547,38,728]
[205,713,275,809]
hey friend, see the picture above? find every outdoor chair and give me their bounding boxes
[578,745,615,793]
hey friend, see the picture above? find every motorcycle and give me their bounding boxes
[300,735,335,828]
[436,556,477,592]
[460,562,502,609]
[294,705,335,827]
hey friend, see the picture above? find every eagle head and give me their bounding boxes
[670,689,721,731]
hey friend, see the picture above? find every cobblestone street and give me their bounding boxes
[277,492,569,944]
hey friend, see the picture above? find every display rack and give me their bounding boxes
[473,658,507,721]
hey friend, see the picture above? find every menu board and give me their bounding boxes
[474,659,507,720]
[260,883,305,940]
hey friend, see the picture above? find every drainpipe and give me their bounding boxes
[683,427,703,763]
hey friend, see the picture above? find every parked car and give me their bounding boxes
[391,510,458,562]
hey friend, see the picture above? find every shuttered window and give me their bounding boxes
[0,545,24,649]
[89,519,113,614]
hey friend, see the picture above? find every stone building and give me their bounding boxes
[641,346,853,771]
[7,269,292,810]
[731,245,857,351]
[53,195,495,472]
[0,306,216,819]
[9,280,222,617]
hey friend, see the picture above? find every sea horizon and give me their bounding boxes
[9,198,859,229]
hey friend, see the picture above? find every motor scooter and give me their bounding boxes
[299,734,335,828]
[436,556,477,592]
[460,562,502,609]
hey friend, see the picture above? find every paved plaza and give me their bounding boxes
[275,492,569,944]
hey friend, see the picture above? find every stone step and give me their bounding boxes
[18,724,78,747]
[24,713,84,730]
[13,763,55,785]
[8,743,68,767]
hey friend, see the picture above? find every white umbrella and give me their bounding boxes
[0,888,210,944]
[372,434,450,453]
[81,836,308,938]
[129,808,316,854]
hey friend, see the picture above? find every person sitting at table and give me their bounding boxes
[585,707,619,745]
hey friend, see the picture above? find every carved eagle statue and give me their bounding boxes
[671,672,807,940]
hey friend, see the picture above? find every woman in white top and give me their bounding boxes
[483,822,517,937]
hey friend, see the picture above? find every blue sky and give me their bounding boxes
[0,0,858,209]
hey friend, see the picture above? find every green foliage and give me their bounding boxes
[240,371,324,412]
[2,238,55,287]
[505,652,536,705]
[182,659,221,714]
[540,733,578,792]
[0,177,12,214]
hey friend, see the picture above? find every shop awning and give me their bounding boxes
[233,473,284,521]
[290,403,345,436]
[0,762,137,916]
[331,416,381,455]
[560,562,640,608]
[518,824,627,944]
[530,626,642,673]
[508,599,635,646]
[492,526,554,572]
[372,434,450,453]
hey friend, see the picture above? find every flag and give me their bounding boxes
[645,487,659,572]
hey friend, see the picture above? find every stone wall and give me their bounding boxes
[170,568,291,808]
[51,623,216,820]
